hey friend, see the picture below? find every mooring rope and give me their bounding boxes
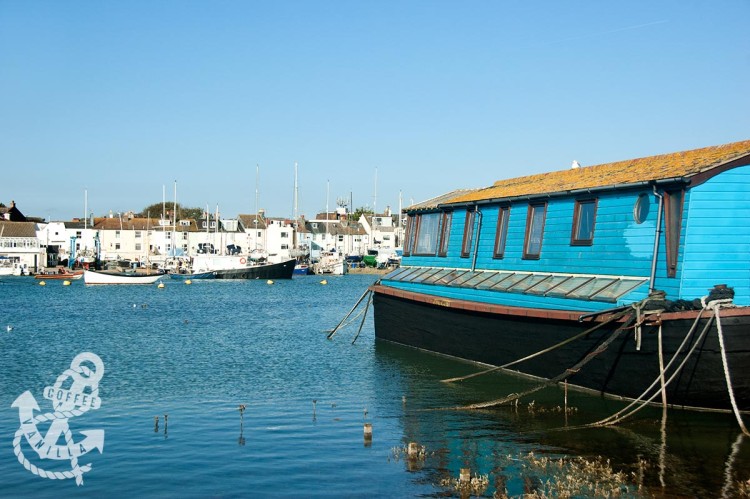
[439,314,637,411]
[351,291,373,345]
[327,288,372,339]
[590,309,714,427]
[712,299,750,436]
[441,308,633,384]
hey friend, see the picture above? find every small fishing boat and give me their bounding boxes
[84,270,164,285]
[372,139,750,414]
[293,263,310,276]
[34,270,84,280]
[313,252,347,275]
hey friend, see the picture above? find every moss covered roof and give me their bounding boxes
[446,139,750,205]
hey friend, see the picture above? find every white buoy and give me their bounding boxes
[157,282,165,289]
[320,279,328,285]
[6,325,12,332]
[63,280,71,286]
[185,279,192,285]
[38,281,46,286]
[267,279,274,285]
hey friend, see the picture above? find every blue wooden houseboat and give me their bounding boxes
[372,139,750,413]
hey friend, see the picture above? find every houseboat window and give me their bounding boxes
[571,199,597,245]
[384,266,414,281]
[460,209,476,258]
[135,243,142,251]
[135,231,142,238]
[664,189,684,278]
[403,215,415,256]
[437,211,452,257]
[523,203,547,259]
[414,212,440,255]
[633,194,650,224]
[493,207,510,259]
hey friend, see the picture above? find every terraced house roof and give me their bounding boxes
[447,139,750,205]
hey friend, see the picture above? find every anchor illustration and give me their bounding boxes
[11,352,105,486]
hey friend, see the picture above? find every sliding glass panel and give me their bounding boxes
[384,267,413,281]
[507,274,552,293]
[408,267,444,283]
[526,275,572,295]
[435,269,469,285]
[446,270,482,287]
[462,271,495,288]
[491,273,533,291]
[545,276,594,297]
[475,272,515,290]
[421,269,455,284]
[591,279,646,301]
[567,278,617,299]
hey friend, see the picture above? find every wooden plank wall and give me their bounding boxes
[404,164,750,306]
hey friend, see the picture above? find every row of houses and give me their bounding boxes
[0,201,405,272]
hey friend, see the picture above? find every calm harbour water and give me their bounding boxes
[0,274,748,497]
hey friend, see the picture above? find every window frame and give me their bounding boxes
[523,202,547,260]
[664,189,684,278]
[570,198,597,246]
[437,211,453,257]
[413,212,441,256]
[460,209,476,258]
[403,215,415,256]
[493,206,510,259]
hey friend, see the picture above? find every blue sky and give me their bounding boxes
[1,1,748,222]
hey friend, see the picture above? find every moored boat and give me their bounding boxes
[293,263,310,276]
[372,139,750,413]
[84,270,164,285]
[34,270,84,280]
[192,254,296,280]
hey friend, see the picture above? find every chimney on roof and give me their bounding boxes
[10,200,15,208]
[571,160,581,169]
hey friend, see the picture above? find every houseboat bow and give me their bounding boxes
[372,139,750,413]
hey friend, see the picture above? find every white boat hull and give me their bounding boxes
[84,270,164,285]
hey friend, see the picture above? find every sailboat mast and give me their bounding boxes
[374,167,378,215]
[84,188,88,230]
[293,162,298,222]
[172,180,177,257]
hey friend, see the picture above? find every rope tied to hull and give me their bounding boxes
[439,314,637,411]
[710,298,750,437]
[581,293,746,432]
